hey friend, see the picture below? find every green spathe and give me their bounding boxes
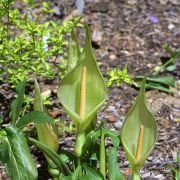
[58,25,108,129]
[34,79,59,153]
[121,78,157,178]
[57,25,108,157]
[34,79,59,178]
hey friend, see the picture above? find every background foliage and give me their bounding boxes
[0,0,80,87]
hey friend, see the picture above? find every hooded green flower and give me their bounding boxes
[121,79,157,179]
[58,25,108,157]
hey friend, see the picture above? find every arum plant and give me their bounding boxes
[121,78,157,180]
[132,75,176,94]
[34,78,60,179]
[0,81,57,179]
[57,25,108,160]
[0,81,38,180]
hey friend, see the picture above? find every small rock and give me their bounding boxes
[92,29,103,48]
[173,28,180,36]
[168,24,175,30]
[41,89,51,97]
[107,116,116,123]
[53,6,62,16]
[160,0,168,5]
[107,105,116,112]
[115,102,121,108]
[147,63,153,68]
[171,0,180,5]
[76,0,85,14]
[114,120,122,129]
[109,54,117,60]
[127,0,137,5]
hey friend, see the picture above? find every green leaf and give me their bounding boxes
[34,78,44,112]
[28,137,71,176]
[57,25,108,132]
[175,151,180,180]
[107,67,132,87]
[61,166,81,180]
[34,78,59,161]
[121,78,157,173]
[16,111,55,129]
[135,76,176,87]
[0,133,8,163]
[0,116,3,124]
[83,164,104,180]
[108,147,126,180]
[85,130,100,148]
[85,128,119,148]
[145,83,173,94]
[0,137,10,164]
[99,128,120,177]
[102,129,120,148]
[133,76,176,93]
[3,126,37,180]
[10,81,26,125]
[166,64,176,71]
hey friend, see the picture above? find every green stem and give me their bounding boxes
[154,57,176,75]
[52,177,58,180]
[77,157,82,177]
[100,129,106,178]
[6,3,10,40]
[48,167,60,180]
[28,137,71,176]
[32,33,36,52]
[132,170,141,180]
[75,132,86,157]
[77,157,81,167]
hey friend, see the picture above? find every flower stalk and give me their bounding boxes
[100,129,106,178]
[75,66,87,157]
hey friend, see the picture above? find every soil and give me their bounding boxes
[0,0,180,180]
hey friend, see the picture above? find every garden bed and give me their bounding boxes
[0,0,179,179]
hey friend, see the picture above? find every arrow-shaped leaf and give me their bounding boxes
[16,111,55,129]
[10,81,26,125]
[2,126,37,180]
[108,147,126,180]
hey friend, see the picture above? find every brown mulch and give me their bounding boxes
[0,0,180,179]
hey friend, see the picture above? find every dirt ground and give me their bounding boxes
[0,0,180,179]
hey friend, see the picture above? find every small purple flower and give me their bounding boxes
[149,15,159,24]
